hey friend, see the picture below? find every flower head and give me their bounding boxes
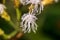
[0,4,6,14]
[26,0,40,4]
[20,13,38,33]
[20,0,41,5]
[0,4,10,21]
[20,0,44,14]
[20,0,26,5]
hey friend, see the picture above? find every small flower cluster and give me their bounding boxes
[20,0,44,14]
[20,0,59,33]
[0,4,10,21]
[21,13,38,33]
[20,0,43,33]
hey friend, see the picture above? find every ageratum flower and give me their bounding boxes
[0,4,6,14]
[0,4,10,21]
[20,0,44,14]
[20,13,38,33]
[20,0,41,5]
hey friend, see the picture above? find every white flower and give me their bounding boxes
[33,4,44,15]
[20,0,41,5]
[26,0,40,4]
[0,4,6,14]
[20,13,38,33]
[20,0,44,14]
[20,0,26,5]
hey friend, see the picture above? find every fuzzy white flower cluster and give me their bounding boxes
[0,4,6,14]
[20,0,43,33]
[20,0,41,5]
[21,13,38,33]
[20,0,59,33]
[20,0,44,14]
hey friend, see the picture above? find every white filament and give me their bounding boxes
[20,13,38,33]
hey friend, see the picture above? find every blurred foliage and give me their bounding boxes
[0,0,60,40]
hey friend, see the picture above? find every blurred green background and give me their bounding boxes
[0,0,60,40]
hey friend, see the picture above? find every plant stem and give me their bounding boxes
[16,8,21,21]
[15,8,22,31]
[9,20,19,31]
[3,0,5,4]
[3,30,17,39]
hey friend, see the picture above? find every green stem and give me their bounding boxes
[15,8,22,31]
[16,8,21,21]
[9,20,19,31]
[3,0,5,4]
[3,30,17,39]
